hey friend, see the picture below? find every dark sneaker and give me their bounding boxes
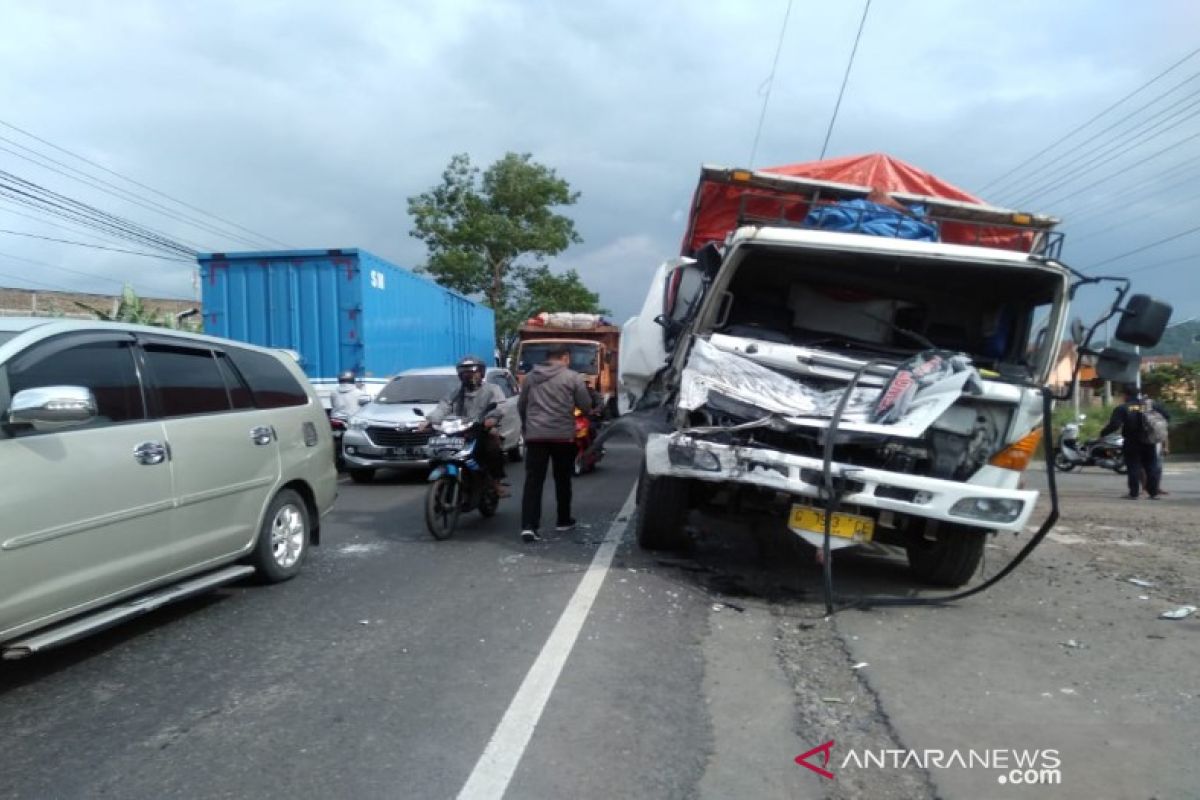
[555,519,577,532]
[1126,494,1140,500]
[521,529,542,543]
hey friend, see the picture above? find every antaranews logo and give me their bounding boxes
[796,742,1063,786]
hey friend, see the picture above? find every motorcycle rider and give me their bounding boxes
[1100,385,1170,499]
[420,355,509,496]
[330,370,368,415]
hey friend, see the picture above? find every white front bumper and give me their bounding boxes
[645,434,1038,535]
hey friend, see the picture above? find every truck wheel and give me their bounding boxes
[251,489,309,583]
[349,469,375,484]
[905,521,986,588]
[635,462,689,551]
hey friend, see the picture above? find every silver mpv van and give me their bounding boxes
[0,319,338,658]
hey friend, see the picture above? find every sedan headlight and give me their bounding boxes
[949,497,1024,523]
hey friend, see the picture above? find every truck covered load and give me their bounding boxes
[198,249,495,401]
[681,153,1061,257]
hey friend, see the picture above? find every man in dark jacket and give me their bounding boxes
[518,345,593,542]
[1100,386,1169,499]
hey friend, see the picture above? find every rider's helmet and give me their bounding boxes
[337,370,356,385]
[456,355,487,388]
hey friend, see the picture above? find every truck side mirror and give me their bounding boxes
[1115,294,1172,347]
[1095,347,1140,384]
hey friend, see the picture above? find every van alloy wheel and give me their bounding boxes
[271,503,306,569]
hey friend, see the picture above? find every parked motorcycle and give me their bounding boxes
[573,407,604,476]
[418,405,501,540]
[1055,418,1127,473]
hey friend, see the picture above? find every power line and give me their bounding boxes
[1058,158,1200,226]
[0,198,148,249]
[0,117,293,248]
[994,69,1200,203]
[0,169,199,256]
[0,229,195,262]
[1070,184,1200,245]
[1089,223,1200,269]
[748,0,794,167]
[0,249,187,297]
[1006,92,1200,208]
[1116,250,1200,277]
[819,0,872,160]
[1035,129,1200,210]
[977,46,1200,195]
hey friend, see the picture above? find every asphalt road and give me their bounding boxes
[2,446,1196,799]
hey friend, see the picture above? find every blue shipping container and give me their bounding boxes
[197,249,495,380]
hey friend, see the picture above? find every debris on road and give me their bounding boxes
[358,620,370,626]
[851,662,869,670]
[1059,639,1084,649]
[1128,578,1156,588]
[821,696,845,704]
[1159,605,1196,620]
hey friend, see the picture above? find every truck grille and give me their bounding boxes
[366,427,432,448]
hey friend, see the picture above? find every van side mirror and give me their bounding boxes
[1095,347,1140,384]
[7,386,97,429]
[1115,294,1172,347]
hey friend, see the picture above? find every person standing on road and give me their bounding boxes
[519,344,593,542]
[1100,385,1170,499]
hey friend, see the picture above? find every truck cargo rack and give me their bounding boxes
[698,166,1064,259]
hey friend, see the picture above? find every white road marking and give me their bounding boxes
[456,488,638,800]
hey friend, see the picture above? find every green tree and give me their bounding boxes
[407,152,588,358]
[76,284,199,330]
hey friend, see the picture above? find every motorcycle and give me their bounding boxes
[328,411,348,471]
[418,405,501,540]
[1055,418,1127,474]
[573,407,604,476]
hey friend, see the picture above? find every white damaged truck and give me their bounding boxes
[619,158,1170,587]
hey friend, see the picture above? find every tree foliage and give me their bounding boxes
[408,152,600,359]
[76,284,199,330]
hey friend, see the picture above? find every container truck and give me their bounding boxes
[198,249,495,406]
[619,154,1170,593]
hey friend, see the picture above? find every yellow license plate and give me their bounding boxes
[788,506,875,542]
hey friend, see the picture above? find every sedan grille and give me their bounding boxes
[366,427,432,448]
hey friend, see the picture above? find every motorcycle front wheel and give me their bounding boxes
[1054,450,1078,472]
[426,475,462,540]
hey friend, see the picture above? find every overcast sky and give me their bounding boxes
[2,0,1198,325]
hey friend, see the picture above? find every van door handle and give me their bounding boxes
[250,426,275,446]
[134,441,168,465]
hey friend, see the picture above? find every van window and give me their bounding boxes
[226,348,308,408]
[143,344,232,417]
[4,338,145,432]
[215,352,255,409]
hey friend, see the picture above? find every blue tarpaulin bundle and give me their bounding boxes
[803,199,938,241]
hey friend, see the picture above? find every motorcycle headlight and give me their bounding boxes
[440,419,470,435]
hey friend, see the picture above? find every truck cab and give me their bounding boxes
[621,161,1076,587]
[515,314,621,417]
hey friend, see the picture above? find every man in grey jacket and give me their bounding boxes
[518,345,593,542]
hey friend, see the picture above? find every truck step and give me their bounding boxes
[1,564,256,660]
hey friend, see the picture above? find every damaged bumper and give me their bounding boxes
[645,433,1037,537]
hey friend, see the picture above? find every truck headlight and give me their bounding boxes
[668,440,722,472]
[949,497,1024,523]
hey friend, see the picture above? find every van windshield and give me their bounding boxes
[376,374,459,404]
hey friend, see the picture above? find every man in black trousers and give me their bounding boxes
[518,345,593,542]
[1100,385,1170,499]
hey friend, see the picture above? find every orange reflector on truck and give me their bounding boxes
[1011,213,1032,225]
[731,169,753,182]
[990,428,1043,472]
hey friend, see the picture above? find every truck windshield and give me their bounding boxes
[376,374,459,404]
[518,343,600,375]
[718,246,1064,380]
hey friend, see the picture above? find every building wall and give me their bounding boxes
[0,287,198,320]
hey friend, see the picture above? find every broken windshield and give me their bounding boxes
[713,245,1065,381]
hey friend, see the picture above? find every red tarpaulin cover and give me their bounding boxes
[682,153,1028,255]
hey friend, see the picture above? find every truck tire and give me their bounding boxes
[635,462,689,551]
[905,521,986,588]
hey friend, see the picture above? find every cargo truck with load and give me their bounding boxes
[198,249,495,408]
[620,154,1171,591]
[515,312,621,418]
